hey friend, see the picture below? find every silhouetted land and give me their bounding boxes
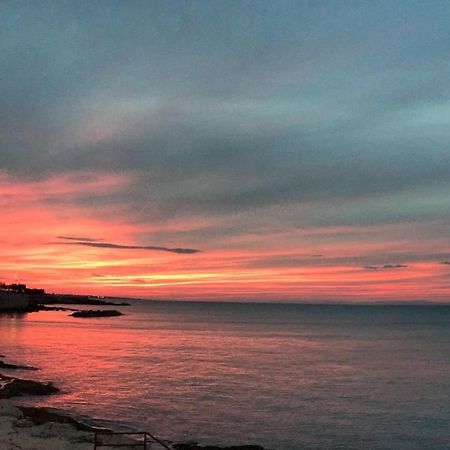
[41,293,130,306]
[0,283,129,313]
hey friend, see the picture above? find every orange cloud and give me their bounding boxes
[2,170,450,302]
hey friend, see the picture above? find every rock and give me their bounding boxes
[225,446,266,450]
[0,374,59,398]
[173,444,267,450]
[37,305,72,312]
[13,418,35,428]
[70,310,123,318]
[0,360,38,370]
[0,400,24,418]
[19,406,110,433]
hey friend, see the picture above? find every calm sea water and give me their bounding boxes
[1,301,450,449]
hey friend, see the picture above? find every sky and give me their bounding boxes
[1,0,450,302]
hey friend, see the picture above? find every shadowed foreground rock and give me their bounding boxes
[19,406,106,432]
[0,374,59,398]
[174,443,267,450]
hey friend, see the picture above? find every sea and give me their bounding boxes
[1,300,450,450]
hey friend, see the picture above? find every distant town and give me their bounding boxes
[0,283,129,312]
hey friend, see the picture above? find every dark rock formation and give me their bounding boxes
[18,406,108,432]
[37,305,74,312]
[0,360,38,370]
[0,374,59,398]
[70,309,123,318]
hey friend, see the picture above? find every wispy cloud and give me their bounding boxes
[59,239,199,255]
[58,236,101,242]
[439,261,450,265]
[364,264,408,271]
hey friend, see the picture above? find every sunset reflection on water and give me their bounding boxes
[2,302,450,449]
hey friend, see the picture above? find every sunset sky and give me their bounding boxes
[2,1,450,302]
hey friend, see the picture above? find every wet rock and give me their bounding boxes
[0,374,59,398]
[0,360,38,370]
[37,305,73,312]
[19,406,110,432]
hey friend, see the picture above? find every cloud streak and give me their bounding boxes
[61,240,200,255]
[364,264,408,271]
[58,236,101,242]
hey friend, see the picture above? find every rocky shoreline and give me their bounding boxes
[0,353,271,450]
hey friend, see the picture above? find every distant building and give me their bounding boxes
[0,291,30,311]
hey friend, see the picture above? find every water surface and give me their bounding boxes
[1,301,450,449]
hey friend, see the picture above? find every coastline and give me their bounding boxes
[0,352,114,450]
[0,353,269,450]
[0,400,106,450]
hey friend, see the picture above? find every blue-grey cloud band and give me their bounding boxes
[2,1,450,242]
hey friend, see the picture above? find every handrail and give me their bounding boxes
[93,430,172,450]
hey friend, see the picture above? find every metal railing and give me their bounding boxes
[93,430,172,450]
